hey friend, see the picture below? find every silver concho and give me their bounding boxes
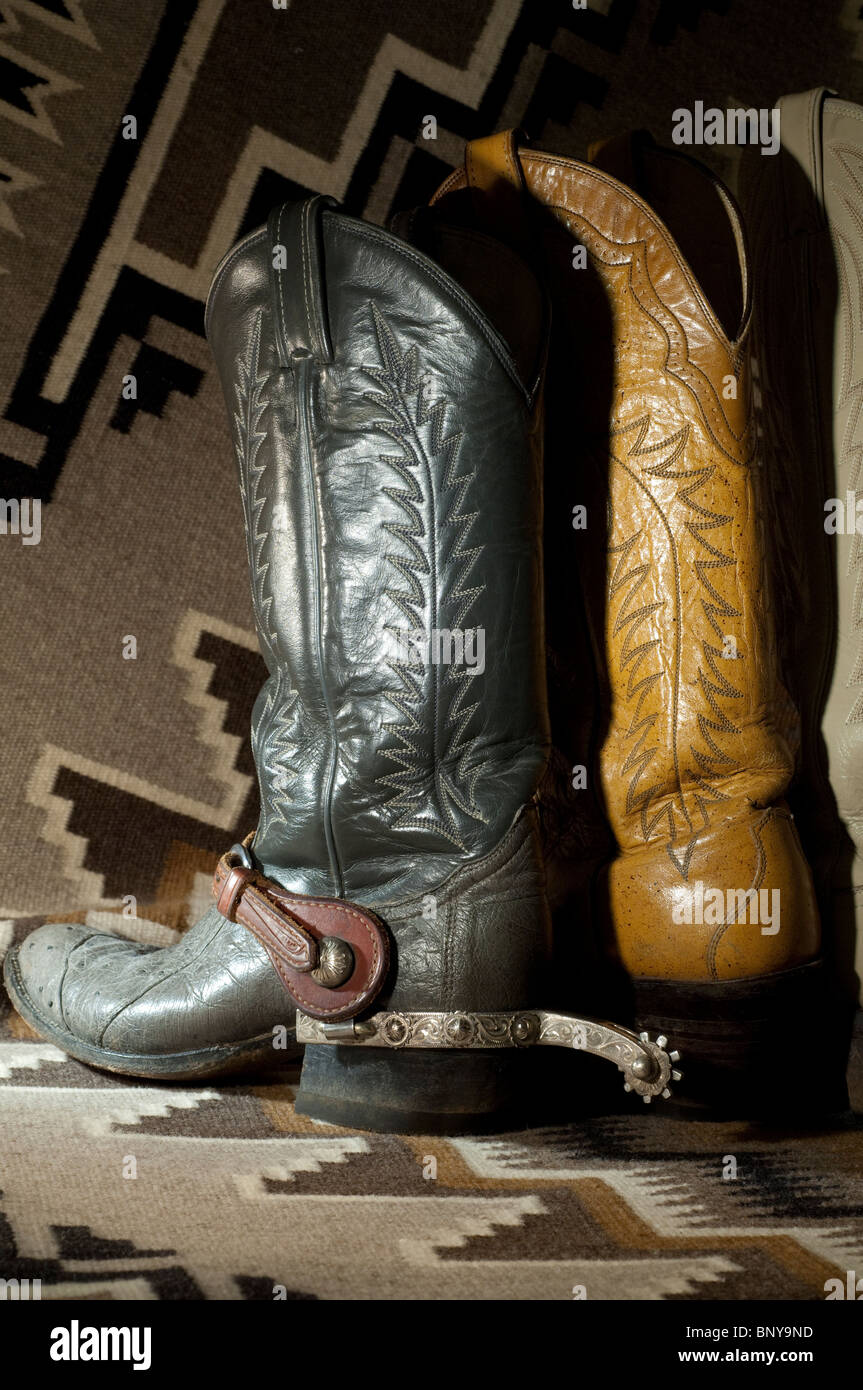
[310,936,354,988]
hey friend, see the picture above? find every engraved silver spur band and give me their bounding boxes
[296,1009,683,1102]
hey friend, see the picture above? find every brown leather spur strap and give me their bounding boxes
[212,848,389,1022]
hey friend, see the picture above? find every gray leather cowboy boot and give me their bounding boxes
[5,190,679,1131]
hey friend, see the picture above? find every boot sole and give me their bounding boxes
[295,1041,578,1134]
[629,959,850,1118]
[2,945,301,1081]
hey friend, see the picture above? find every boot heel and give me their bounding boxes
[631,960,850,1118]
[294,1043,536,1134]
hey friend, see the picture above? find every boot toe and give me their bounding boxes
[8,922,97,1025]
[4,910,290,1068]
[6,922,160,1046]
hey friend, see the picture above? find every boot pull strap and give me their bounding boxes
[463,129,532,249]
[267,194,339,365]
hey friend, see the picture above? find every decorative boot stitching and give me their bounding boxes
[233,310,300,836]
[607,413,742,879]
[705,808,772,980]
[294,350,343,895]
[251,669,300,839]
[233,310,280,664]
[363,302,489,850]
[551,204,753,464]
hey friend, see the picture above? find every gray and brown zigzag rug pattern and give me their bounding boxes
[1,975,862,1301]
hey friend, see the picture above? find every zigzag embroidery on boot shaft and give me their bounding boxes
[557,205,752,464]
[609,527,663,820]
[363,303,488,850]
[233,311,279,664]
[610,415,742,876]
[562,194,753,872]
[251,669,299,839]
[234,311,300,836]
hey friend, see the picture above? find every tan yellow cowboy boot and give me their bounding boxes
[433,130,844,1113]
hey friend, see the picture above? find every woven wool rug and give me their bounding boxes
[2,0,863,1300]
[1,998,861,1300]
